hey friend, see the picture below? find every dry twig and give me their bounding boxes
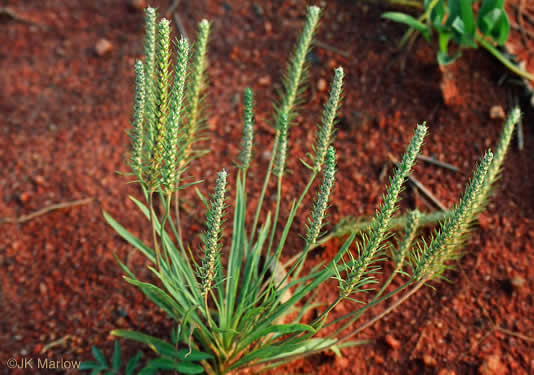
[417,154,460,173]
[0,198,93,224]
[314,40,350,58]
[0,7,46,29]
[388,153,448,211]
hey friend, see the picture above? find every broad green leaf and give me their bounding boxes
[426,0,445,26]
[479,8,502,35]
[437,50,461,65]
[176,348,214,361]
[176,361,205,374]
[143,358,176,370]
[458,0,475,39]
[478,0,505,34]
[490,12,509,45]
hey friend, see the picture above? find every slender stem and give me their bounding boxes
[268,171,317,287]
[148,191,161,270]
[329,281,413,333]
[373,269,398,301]
[174,188,186,252]
[267,175,283,255]
[476,34,534,81]
[160,192,173,265]
[248,281,425,371]
[310,296,343,328]
[335,279,426,344]
[249,133,279,247]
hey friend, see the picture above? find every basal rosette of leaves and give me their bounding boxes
[101,5,521,375]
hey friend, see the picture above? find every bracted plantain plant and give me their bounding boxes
[103,5,521,375]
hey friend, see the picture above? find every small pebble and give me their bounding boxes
[423,354,437,367]
[438,370,456,375]
[385,334,401,350]
[479,354,506,375]
[489,105,505,120]
[317,78,327,92]
[33,175,46,186]
[95,39,113,56]
[19,192,32,203]
[258,75,271,86]
[128,0,147,10]
[510,275,525,290]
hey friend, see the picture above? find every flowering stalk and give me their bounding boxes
[238,88,255,171]
[143,7,157,152]
[312,67,344,172]
[151,19,172,186]
[130,60,146,179]
[413,151,494,280]
[161,37,190,192]
[198,170,227,297]
[338,124,427,298]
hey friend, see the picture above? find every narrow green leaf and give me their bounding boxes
[92,347,108,368]
[125,352,142,375]
[176,362,205,374]
[103,211,155,263]
[111,330,177,358]
[79,361,102,370]
[382,12,430,36]
[111,341,121,371]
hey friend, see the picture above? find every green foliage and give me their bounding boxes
[382,0,534,80]
[104,5,521,375]
[80,340,142,375]
[80,338,210,375]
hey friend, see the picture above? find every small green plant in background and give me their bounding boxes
[382,0,534,80]
[80,341,142,375]
[80,337,210,374]
[100,5,521,375]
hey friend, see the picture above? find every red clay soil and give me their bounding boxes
[1,1,533,374]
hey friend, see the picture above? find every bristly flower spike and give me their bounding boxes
[276,6,321,130]
[274,113,289,177]
[130,60,146,179]
[238,88,255,170]
[339,124,427,297]
[313,67,344,172]
[473,107,520,216]
[198,170,227,296]
[413,151,494,281]
[151,18,172,182]
[306,146,336,245]
[183,19,211,159]
[161,37,191,192]
[143,7,157,149]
